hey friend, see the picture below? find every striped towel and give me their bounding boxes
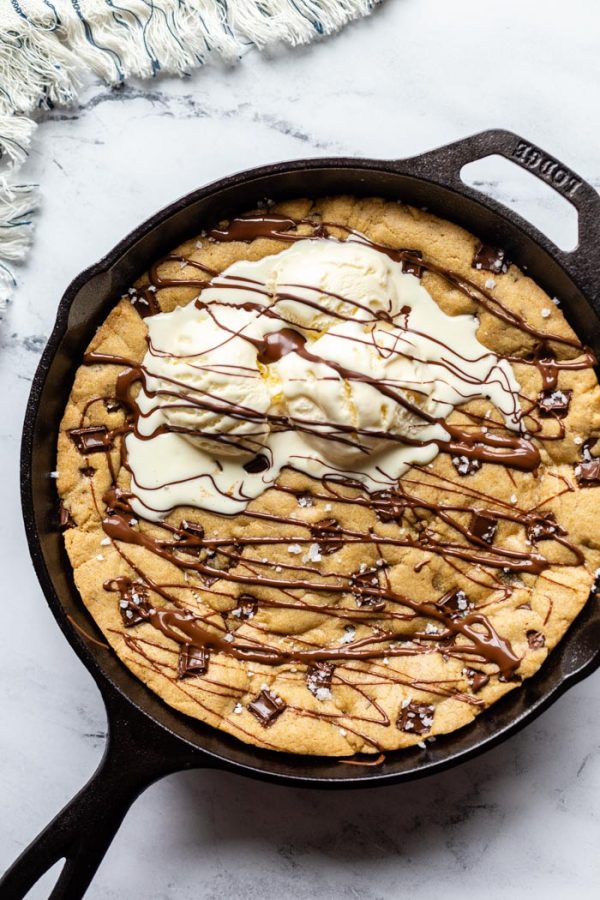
[0,0,379,308]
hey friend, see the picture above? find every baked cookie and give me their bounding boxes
[56,196,600,757]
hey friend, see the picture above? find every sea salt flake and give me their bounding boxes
[510,494,518,504]
[275,566,282,573]
[315,687,332,702]
[233,703,243,714]
[288,544,302,554]
[425,623,439,634]
[418,741,427,749]
[95,554,104,561]
[49,470,59,478]
[224,633,235,643]
[303,542,322,563]
[298,496,313,508]
[340,625,356,644]
[338,728,347,737]
[100,537,110,546]
[574,436,583,445]
[485,278,496,290]
[324,504,332,511]
[552,296,560,306]
[541,308,551,318]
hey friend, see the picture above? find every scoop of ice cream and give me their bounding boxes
[200,239,418,332]
[127,238,523,520]
[139,302,271,458]
[275,321,447,468]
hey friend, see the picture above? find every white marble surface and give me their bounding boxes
[2,0,600,896]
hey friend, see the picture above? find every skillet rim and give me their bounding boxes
[21,137,600,787]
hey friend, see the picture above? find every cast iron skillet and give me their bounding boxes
[3,129,600,900]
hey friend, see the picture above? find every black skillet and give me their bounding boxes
[3,129,600,900]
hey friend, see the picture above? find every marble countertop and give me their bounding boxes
[2,0,600,896]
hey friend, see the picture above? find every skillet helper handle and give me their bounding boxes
[0,698,200,900]
[400,129,600,301]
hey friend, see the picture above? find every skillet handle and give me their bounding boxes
[0,694,204,900]
[398,129,600,301]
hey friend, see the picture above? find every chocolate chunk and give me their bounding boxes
[118,585,149,627]
[58,501,75,530]
[397,701,434,735]
[590,569,600,599]
[296,491,314,508]
[234,594,258,620]
[248,689,286,727]
[451,454,482,476]
[310,518,344,554]
[350,567,386,610]
[176,519,205,556]
[436,588,471,618]
[129,290,160,319]
[527,513,564,543]
[306,661,335,695]
[180,520,205,539]
[69,425,112,454]
[538,388,572,417]
[243,453,270,474]
[576,458,600,485]
[464,668,490,693]
[80,466,96,477]
[472,242,510,274]
[104,398,122,413]
[372,490,404,524]
[470,512,498,544]
[178,644,209,679]
[400,250,423,278]
[527,630,545,649]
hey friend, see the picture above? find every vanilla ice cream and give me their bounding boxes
[125,239,522,519]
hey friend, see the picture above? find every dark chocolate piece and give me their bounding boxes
[400,249,423,278]
[436,588,471,618]
[69,425,112,454]
[129,290,160,319]
[178,644,209,679]
[538,388,572,417]
[470,512,498,544]
[306,661,335,696]
[79,465,96,477]
[397,701,434,735]
[464,668,490,693]
[180,520,205,539]
[372,490,404,524]
[472,242,510,274]
[247,689,286,727]
[104,398,122,413]
[350,567,386,610]
[310,518,343,554]
[527,630,545,649]
[576,458,600,485]
[119,585,149,627]
[451,454,482,476]
[527,513,564,543]
[235,594,258,620]
[59,502,75,530]
[243,453,270,473]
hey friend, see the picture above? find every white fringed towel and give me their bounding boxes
[0,0,379,308]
